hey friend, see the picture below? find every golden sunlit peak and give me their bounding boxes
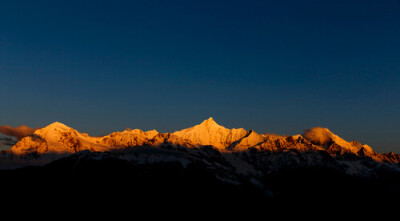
[200,117,218,125]
[45,122,71,130]
[49,121,67,127]
[206,117,215,122]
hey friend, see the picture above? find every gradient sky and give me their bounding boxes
[1,0,400,153]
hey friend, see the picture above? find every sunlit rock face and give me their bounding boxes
[172,117,247,151]
[11,122,109,155]
[227,130,266,151]
[7,118,400,164]
[303,127,375,154]
[100,129,159,147]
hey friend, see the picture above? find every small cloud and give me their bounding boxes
[0,137,17,151]
[0,125,38,140]
[303,127,333,146]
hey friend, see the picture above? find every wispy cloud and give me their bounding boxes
[303,127,333,146]
[0,125,38,140]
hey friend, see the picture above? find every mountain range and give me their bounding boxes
[1,117,400,206]
[6,117,398,160]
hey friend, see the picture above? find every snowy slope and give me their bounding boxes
[172,117,247,150]
[7,117,399,166]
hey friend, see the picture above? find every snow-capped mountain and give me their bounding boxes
[2,117,400,204]
[11,122,158,155]
[8,117,399,165]
[172,117,247,150]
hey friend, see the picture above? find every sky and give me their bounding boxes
[1,0,399,153]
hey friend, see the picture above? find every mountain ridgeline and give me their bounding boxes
[2,118,400,205]
[7,117,399,162]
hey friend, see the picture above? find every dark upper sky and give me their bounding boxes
[1,0,399,153]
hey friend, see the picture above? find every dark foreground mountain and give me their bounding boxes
[2,146,400,207]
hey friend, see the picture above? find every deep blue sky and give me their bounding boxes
[1,0,399,153]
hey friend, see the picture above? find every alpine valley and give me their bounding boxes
[1,117,400,207]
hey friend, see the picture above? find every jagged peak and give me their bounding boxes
[206,117,215,121]
[303,127,374,153]
[129,129,145,133]
[32,122,74,138]
[145,129,159,134]
[227,129,265,151]
[248,129,257,134]
[38,122,72,132]
[46,122,71,129]
[245,129,262,138]
[176,117,243,133]
[199,117,219,127]
[123,128,158,132]
[172,117,248,150]
[144,129,159,139]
